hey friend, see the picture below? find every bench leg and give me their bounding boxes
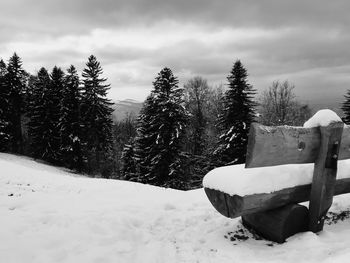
[242,204,309,243]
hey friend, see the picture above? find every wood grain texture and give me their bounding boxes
[204,177,350,219]
[242,204,309,243]
[245,123,350,168]
[308,122,344,232]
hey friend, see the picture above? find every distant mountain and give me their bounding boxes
[111,99,143,122]
[110,98,344,123]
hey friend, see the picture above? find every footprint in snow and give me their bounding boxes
[163,203,176,210]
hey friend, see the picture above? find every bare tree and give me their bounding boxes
[184,77,211,156]
[258,80,311,126]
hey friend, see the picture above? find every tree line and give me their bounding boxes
[0,53,114,176]
[3,53,348,190]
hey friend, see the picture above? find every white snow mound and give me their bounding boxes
[303,109,342,128]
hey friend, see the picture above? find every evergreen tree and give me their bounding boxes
[112,113,137,179]
[81,55,114,176]
[23,74,39,153]
[133,67,189,189]
[6,53,27,153]
[59,65,84,171]
[214,60,256,166]
[0,59,10,150]
[342,90,350,124]
[121,140,137,179]
[47,66,65,162]
[27,67,62,163]
[27,68,50,159]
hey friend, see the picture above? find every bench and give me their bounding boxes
[203,110,350,243]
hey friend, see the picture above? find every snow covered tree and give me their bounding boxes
[133,67,189,189]
[59,65,84,171]
[0,59,10,150]
[27,67,62,163]
[80,55,114,175]
[121,140,137,179]
[112,113,137,179]
[47,66,65,162]
[27,68,50,159]
[342,90,350,124]
[214,60,256,166]
[6,53,27,153]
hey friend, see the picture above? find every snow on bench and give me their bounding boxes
[203,110,350,242]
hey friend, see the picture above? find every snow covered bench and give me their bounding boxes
[203,110,350,243]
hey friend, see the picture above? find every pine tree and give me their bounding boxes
[112,113,137,179]
[23,74,39,153]
[80,55,114,176]
[48,66,65,163]
[59,65,84,171]
[342,90,350,124]
[27,67,62,163]
[214,60,256,166]
[27,68,50,159]
[121,140,137,179]
[6,53,27,153]
[0,59,10,150]
[133,67,189,189]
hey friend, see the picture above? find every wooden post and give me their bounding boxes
[308,122,344,232]
[242,204,309,243]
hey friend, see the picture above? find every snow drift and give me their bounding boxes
[2,153,350,263]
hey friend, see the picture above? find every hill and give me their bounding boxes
[111,99,143,122]
[2,153,350,262]
[110,98,345,123]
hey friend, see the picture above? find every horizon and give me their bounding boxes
[1,0,349,106]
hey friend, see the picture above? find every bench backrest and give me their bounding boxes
[245,121,345,232]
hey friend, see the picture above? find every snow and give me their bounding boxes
[303,109,342,128]
[203,160,350,196]
[3,153,350,262]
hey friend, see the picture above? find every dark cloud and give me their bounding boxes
[1,0,350,104]
[2,0,350,38]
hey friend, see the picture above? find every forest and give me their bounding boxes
[1,52,350,190]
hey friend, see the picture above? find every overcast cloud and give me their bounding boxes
[1,0,349,105]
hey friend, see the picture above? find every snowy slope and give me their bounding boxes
[2,153,350,263]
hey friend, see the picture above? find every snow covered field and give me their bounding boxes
[2,153,350,263]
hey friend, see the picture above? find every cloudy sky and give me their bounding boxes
[1,0,349,106]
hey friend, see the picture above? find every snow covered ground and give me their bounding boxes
[2,153,350,263]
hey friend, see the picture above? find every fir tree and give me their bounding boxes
[121,140,137,179]
[6,53,27,153]
[27,68,50,159]
[48,66,65,163]
[80,55,114,175]
[59,65,84,171]
[0,59,10,150]
[214,60,256,166]
[112,113,137,179]
[133,67,189,189]
[342,90,350,124]
[27,67,62,163]
[23,74,39,153]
